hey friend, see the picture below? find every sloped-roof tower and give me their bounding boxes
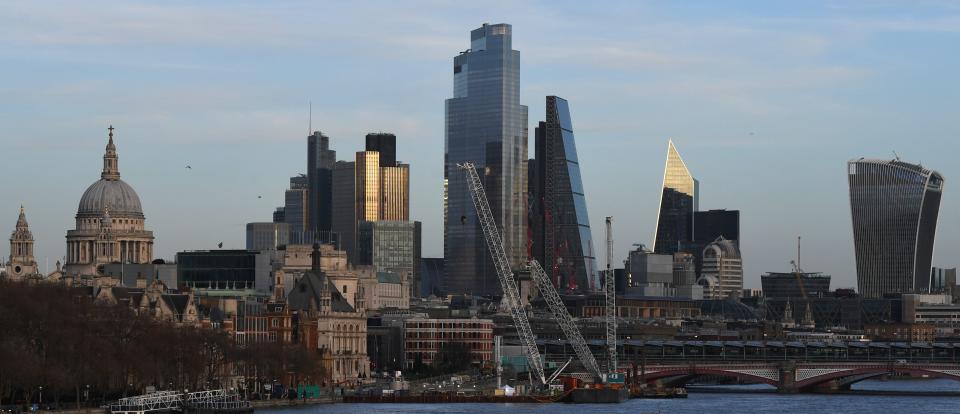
[653,140,699,254]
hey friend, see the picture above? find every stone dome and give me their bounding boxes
[78,178,144,218]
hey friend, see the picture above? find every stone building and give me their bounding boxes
[287,244,370,384]
[66,126,155,277]
[95,280,199,326]
[698,236,743,299]
[5,206,39,280]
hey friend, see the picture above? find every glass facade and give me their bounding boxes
[176,250,271,291]
[307,131,335,237]
[366,133,397,167]
[381,164,410,220]
[848,159,944,298]
[284,174,309,241]
[332,150,410,263]
[653,140,698,254]
[357,152,381,222]
[760,272,832,299]
[358,220,422,298]
[331,161,356,258]
[245,222,290,251]
[530,96,598,292]
[444,23,528,296]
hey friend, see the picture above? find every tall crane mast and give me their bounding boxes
[458,163,546,385]
[604,217,617,375]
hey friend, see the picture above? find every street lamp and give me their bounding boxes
[39,386,43,406]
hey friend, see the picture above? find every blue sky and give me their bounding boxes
[1,1,958,288]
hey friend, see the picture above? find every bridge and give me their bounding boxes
[530,340,960,392]
[633,361,960,392]
[105,389,251,414]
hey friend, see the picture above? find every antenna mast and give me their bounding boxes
[308,100,312,135]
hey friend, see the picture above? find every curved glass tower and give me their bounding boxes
[444,23,528,296]
[848,158,944,298]
[653,140,699,254]
[530,96,598,292]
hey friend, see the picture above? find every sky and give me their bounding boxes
[1,0,959,289]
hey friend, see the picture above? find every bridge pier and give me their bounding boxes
[777,361,798,393]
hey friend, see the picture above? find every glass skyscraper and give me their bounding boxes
[308,131,335,239]
[444,23,528,296]
[530,96,597,292]
[848,158,944,298]
[653,140,699,254]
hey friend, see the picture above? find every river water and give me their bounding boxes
[263,379,960,414]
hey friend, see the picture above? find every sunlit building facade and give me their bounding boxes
[444,23,528,296]
[331,149,410,262]
[653,140,699,255]
[530,96,598,292]
[699,237,742,299]
[848,158,944,298]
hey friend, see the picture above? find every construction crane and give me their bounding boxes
[790,236,809,301]
[458,163,547,386]
[605,217,617,376]
[791,236,816,328]
[528,260,602,378]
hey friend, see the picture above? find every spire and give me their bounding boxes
[16,205,28,229]
[102,125,120,180]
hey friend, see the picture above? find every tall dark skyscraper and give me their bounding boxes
[685,209,740,276]
[331,161,356,256]
[308,131,336,239]
[848,158,944,298]
[693,209,739,243]
[444,23,528,296]
[366,133,397,167]
[530,96,597,292]
[653,140,699,255]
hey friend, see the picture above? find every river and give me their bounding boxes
[262,379,960,414]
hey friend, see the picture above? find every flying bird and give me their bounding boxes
[185,165,192,170]
[257,195,262,199]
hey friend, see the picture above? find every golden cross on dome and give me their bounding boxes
[108,125,114,138]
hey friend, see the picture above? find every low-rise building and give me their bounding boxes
[903,293,960,338]
[570,294,701,319]
[864,323,936,342]
[403,317,494,368]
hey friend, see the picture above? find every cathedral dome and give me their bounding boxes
[75,125,145,219]
[78,179,143,218]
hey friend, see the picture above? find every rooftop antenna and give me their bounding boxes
[892,150,900,161]
[797,236,801,271]
[308,100,312,135]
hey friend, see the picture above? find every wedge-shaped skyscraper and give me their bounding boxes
[848,158,944,298]
[530,96,598,292]
[653,140,699,255]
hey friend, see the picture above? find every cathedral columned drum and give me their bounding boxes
[65,126,155,277]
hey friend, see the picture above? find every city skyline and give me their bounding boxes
[2,1,960,289]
